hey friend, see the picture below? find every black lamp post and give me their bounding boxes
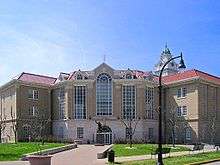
[157,53,186,165]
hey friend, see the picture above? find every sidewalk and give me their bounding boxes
[113,148,217,163]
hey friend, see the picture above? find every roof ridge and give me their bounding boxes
[194,69,220,79]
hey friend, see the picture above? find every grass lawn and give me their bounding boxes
[113,144,190,157]
[120,151,220,165]
[0,142,66,161]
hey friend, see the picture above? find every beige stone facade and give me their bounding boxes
[0,54,220,145]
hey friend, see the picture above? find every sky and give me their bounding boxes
[0,0,220,84]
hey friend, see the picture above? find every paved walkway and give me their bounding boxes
[52,145,108,165]
[0,145,110,165]
[0,146,217,165]
[114,149,217,163]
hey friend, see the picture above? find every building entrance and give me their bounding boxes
[96,124,112,144]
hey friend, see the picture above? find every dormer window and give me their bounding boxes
[126,74,132,79]
[76,74,83,80]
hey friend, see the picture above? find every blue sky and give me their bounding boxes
[0,0,220,84]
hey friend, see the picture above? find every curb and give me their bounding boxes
[21,143,77,161]
[97,144,113,159]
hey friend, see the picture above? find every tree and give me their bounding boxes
[10,108,18,143]
[119,116,140,148]
[22,111,51,145]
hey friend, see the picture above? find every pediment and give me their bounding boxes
[93,63,114,77]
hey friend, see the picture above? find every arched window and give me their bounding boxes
[96,73,112,116]
[126,74,133,79]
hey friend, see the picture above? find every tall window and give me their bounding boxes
[122,85,136,119]
[74,86,86,119]
[96,73,112,116]
[77,127,84,139]
[146,87,154,119]
[177,87,187,98]
[59,87,66,119]
[185,127,191,140]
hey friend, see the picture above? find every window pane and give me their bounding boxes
[96,73,112,116]
[74,86,86,119]
[122,85,136,119]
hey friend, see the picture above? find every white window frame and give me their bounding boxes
[145,87,154,119]
[176,106,187,117]
[28,90,39,100]
[29,106,37,116]
[59,87,66,119]
[74,85,87,119]
[96,73,113,116]
[182,106,187,116]
[33,90,39,100]
[177,87,187,98]
[122,85,136,120]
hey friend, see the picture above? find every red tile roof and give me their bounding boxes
[18,72,57,86]
[159,69,220,85]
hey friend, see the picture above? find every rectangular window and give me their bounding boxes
[77,127,84,139]
[145,87,154,119]
[28,90,33,99]
[177,106,182,117]
[176,106,187,117]
[59,87,66,119]
[182,88,187,97]
[122,85,136,119]
[182,106,187,116]
[125,127,132,139]
[148,128,154,140]
[29,106,37,116]
[185,128,191,140]
[33,90,39,100]
[74,86,86,119]
[28,90,39,100]
[177,87,187,98]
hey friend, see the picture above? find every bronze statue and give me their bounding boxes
[95,121,103,132]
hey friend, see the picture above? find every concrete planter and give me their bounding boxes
[27,155,52,165]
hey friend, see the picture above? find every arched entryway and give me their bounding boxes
[96,125,112,144]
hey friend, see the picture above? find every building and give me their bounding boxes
[1,46,220,145]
